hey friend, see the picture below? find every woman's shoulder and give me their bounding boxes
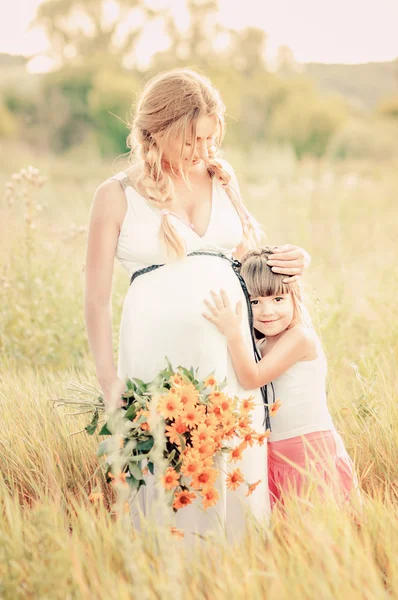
[91,175,129,227]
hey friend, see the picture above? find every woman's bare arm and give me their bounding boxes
[84,179,127,408]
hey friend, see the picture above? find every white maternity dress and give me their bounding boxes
[113,170,270,541]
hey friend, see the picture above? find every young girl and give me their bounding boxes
[203,247,357,507]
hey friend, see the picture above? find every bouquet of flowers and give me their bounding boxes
[55,361,276,512]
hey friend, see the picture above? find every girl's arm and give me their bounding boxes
[84,180,127,411]
[203,291,314,390]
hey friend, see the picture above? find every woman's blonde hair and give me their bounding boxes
[240,247,306,337]
[128,68,261,258]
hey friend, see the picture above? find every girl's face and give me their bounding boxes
[161,115,218,172]
[251,293,295,338]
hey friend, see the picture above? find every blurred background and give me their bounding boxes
[1,0,398,161]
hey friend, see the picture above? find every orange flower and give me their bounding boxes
[204,374,217,388]
[204,412,218,428]
[246,480,261,496]
[222,426,236,441]
[191,467,218,490]
[170,526,184,538]
[238,415,251,431]
[181,404,205,429]
[191,423,215,446]
[242,429,256,448]
[141,422,150,431]
[226,468,244,491]
[270,398,282,417]
[181,450,202,477]
[161,467,180,491]
[201,485,220,509]
[157,392,182,420]
[165,418,188,445]
[178,383,199,406]
[197,440,216,459]
[257,429,271,446]
[142,467,149,475]
[108,471,128,486]
[230,445,244,462]
[173,490,196,510]
[241,396,255,413]
[171,374,184,387]
[208,390,226,405]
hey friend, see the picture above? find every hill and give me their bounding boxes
[304,59,398,110]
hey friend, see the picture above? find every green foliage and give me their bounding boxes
[0,102,17,137]
[88,70,140,156]
[268,79,348,157]
[327,117,398,160]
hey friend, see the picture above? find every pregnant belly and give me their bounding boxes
[123,255,247,331]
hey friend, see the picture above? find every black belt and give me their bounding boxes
[130,251,271,430]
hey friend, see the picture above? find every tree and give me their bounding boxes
[33,0,158,67]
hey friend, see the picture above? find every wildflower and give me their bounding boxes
[178,383,199,406]
[204,374,217,388]
[165,418,188,445]
[181,450,202,477]
[204,412,218,428]
[241,396,255,413]
[242,429,256,448]
[246,480,261,496]
[170,527,185,538]
[162,467,180,491]
[230,445,244,463]
[238,415,251,430]
[270,398,282,417]
[191,467,218,490]
[181,404,205,429]
[173,490,196,510]
[171,374,184,386]
[197,440,216,459]
[201,485,220,509]
[157,392,182,420]
[191,423,215,446]
[257,429,271,446]
[226,468,244,491]
[208,391,226,406]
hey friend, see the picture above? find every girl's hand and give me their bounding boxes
[266,245,310,283]
[203,290,243,340]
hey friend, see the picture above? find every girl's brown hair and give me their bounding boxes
[240,247,306,337]
[128,68,261,258]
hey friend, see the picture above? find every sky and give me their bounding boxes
[1,0,398,71]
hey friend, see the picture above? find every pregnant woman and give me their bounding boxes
[84,68,307,540]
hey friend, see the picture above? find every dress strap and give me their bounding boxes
[111,171,131,191]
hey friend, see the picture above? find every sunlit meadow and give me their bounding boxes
[1,141,397,599]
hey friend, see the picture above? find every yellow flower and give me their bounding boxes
[157,392,182,420]
[257,429,271,446]
[191,423,215,446]
[171,374,184,387]
[204,374,217,388]
[270,398,282,417]
[165,418,188,445]
[226,468,244,491]
[201,485,220,509]
[181,450,202,477]
[191,467,218,490]
[178,383,199,406]
[161,467,180,491]
[173,490,196,510]
[246,480,261,496]
[181,404,205,429]
[230,445,244,463]
[241,396,255,413]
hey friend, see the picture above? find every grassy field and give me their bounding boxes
[1,141,397,599]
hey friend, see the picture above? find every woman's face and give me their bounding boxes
[162,115,219,172]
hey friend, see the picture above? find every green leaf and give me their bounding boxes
[129,462,143,480]
[96,439,109,457]
[176,433,186,452]
[136,438,155,453]
[98,423,111,436]
[147,461,154,475]
[85,409,99,435]
[132,378,147,393]
[124,403,137,420]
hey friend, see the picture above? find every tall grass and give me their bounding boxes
[1,142,397,598]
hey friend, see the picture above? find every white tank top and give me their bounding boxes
[265,334,335,442]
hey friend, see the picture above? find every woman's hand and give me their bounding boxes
[203,290,243,340]
[266,245,310,283]
[101,377,126,413]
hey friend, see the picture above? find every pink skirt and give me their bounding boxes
[268,430,356,508]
